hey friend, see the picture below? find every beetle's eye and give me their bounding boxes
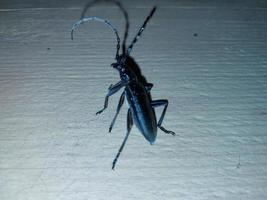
[111,63,118,68]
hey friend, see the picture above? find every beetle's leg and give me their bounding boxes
[145,83,153,92]
[112,108,133,170]
[151,99,176,136]
[109,90,125,132]
[96,80,127,115]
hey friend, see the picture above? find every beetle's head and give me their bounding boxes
[111,54,127,73]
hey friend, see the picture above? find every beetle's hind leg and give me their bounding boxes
[112,108,133,170]
[109,91,125,133]
[151,99,176,136]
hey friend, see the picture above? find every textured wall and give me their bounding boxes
[1,0,267,199]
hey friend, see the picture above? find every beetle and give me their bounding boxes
[71,0,176,170]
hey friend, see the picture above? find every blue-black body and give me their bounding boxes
[126,85,157,144]
[71,1,175,169]
[123,56,157,144]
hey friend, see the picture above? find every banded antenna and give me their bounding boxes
[80,0,129,55]
[71,17,121,59]
[127,6,156,55]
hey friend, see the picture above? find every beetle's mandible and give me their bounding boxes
[71,0,176,170]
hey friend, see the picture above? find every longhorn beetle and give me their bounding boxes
[71,0,176,170]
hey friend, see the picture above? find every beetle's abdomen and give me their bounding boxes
[126,85,157,144]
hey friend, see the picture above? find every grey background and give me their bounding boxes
[1,0,267,199]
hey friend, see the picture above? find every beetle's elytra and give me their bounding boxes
[71,0,176,170]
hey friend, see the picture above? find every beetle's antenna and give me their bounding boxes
[127,6,156,55]
[114,1,129,55]
[71,16,121,59]
[80,0,129,55]
[80,0,99,19]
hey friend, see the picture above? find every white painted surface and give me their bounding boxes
[1,0,267,199]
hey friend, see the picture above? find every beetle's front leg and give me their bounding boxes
[151,99,176,136]
[96,80,127,115]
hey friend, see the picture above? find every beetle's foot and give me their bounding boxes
[108,84,113,90]
[112,159,117,170]
[109,126,112,133]
[96,108,105,115]
[159,126,176,136]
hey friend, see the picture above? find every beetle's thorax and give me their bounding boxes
[112,54,137,82]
